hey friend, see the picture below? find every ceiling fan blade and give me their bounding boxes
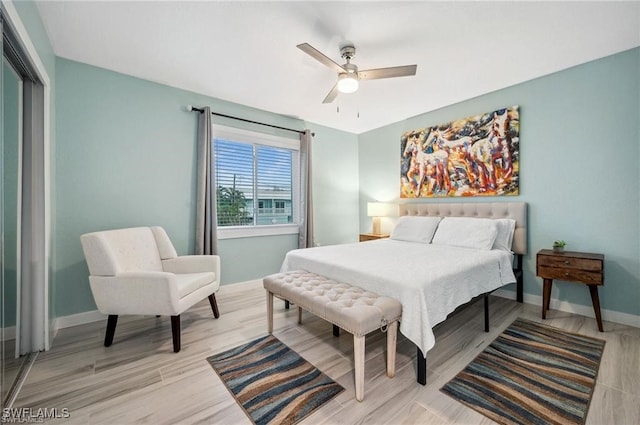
[358,65,417,80]
[322,84,339,104]
[297,43,346,74]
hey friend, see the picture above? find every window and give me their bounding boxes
[213,125,300,239]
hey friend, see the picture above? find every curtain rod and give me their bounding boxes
[187,105,313,137]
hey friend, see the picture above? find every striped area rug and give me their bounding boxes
[441,318,605,425]
[207,334,344,425]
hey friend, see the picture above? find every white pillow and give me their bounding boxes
[492,218,516,252]
[431,217,499,250]
[390,216,442,244]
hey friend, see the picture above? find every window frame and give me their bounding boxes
[212,125,300,240]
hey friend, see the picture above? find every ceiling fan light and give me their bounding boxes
[337,73,359,94]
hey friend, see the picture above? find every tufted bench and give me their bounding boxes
[263,270,402,401]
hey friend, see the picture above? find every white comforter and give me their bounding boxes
[280,239,516,354]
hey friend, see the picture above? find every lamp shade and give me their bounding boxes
[367,202,396,217]
[337,73,359,94]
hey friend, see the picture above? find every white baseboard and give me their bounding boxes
[53,309,106,332]
[493,289,640,329]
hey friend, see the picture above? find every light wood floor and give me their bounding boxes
[12,280,640,424]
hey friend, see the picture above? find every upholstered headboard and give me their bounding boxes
[398,202,527,255]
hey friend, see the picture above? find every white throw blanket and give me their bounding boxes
[281,239,516,354]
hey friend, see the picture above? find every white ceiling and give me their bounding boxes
[36,1,640,134]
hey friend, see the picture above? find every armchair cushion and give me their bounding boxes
[175,272,216,298]
[162,255,220,275]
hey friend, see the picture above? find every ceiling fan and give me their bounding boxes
[297,42,417,104]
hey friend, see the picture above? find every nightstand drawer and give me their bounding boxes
[537,255,601,271]
[537,265,603,285]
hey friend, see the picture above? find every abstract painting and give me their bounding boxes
[400,106,519,198]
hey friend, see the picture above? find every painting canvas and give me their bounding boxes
[400,106,519,198]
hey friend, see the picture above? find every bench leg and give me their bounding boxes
[354,334,365,402]
[297,306,302,324]
[267,290,274,334]
[387,321,397,378]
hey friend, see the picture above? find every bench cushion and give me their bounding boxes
[264,270,401,336]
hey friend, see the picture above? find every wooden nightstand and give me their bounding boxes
[536,249,605,331]
[359,233,390,242]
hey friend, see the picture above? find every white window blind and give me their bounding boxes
[212,125,299,238]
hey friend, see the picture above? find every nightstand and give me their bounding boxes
[359,233,390,242]
[536,249,605,331]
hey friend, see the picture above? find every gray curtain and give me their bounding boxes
[195,107,218,255]
[298,129,313,249]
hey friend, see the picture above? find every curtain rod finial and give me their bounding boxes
[186,105,193,112]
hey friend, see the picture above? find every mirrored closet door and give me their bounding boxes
[1,7,49,408]
[1,34,26,408]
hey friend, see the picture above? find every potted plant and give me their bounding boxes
[553,240,566,253]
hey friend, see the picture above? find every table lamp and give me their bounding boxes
[367,202,396,235]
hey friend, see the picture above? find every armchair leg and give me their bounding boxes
[208,294,220,318]
[105,315,118,347]
[171,315,181,353]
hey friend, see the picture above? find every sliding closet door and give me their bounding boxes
[1,4,50,408]
[1,43,25,408]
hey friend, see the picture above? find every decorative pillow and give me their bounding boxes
[431,217,499,250]
[390,216,442,244]
[492,218,517,252]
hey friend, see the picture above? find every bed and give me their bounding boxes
[280,201,527,384]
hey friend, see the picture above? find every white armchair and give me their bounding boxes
[80,226,220,352]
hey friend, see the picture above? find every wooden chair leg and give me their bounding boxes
[171,315,181,353]
[104,315,118,347]
[297,306,302,324]
[208,294,220,318]
[354,334,365,402]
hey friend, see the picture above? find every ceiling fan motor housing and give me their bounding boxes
[340,45,356,61]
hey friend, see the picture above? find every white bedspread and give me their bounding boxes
[280,239,516,354]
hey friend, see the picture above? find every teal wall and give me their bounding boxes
[359,47,640,317]
[54,58,358,316]
[307,122,360,246]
